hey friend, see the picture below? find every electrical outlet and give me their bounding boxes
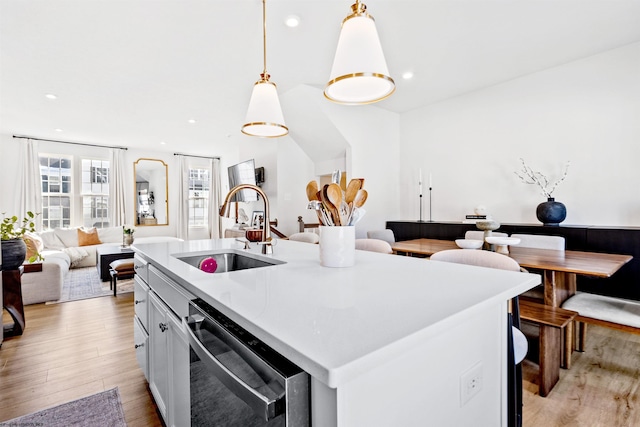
[460,362,483,406]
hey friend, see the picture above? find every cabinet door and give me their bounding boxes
[134,276,149,332]
[168,312,190,427]
[148,292,170,423]
[133,316,149,381]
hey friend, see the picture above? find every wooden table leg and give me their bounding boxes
[544,271,577,370]
[539,324,561,397]
[2,269,25,337]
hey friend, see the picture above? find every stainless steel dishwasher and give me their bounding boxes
[184,298,310,426]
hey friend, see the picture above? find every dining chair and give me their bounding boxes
[510,234,565,250]
[464,230,508,241]
[355,239,393,254]
[366,229,396,246]
[430,249,526,427]
[288,232,319,244]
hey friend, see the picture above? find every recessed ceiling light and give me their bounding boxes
[188,119,196,124]
[55,128,63,132]
[402,71,414,80]
[160,141,166,145]
[46,94,57,100]
[285,15,300,28]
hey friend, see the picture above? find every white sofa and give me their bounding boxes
[21,226,124,305]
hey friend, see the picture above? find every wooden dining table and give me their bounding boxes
[392,238,633,308]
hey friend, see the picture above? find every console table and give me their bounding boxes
[387,221,640,301]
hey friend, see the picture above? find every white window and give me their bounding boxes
[188,168,210,226]
[40,155,72,229]
[81,159,110,228]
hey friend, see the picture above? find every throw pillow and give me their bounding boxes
[39,229,65,250]
[62,246,89,267]
[55,227,80,248]
[97,226,124,244]
[78,227,102,246]
[23,232,44,261]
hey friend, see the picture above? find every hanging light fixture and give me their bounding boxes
[324,0,395,105]
[241,0,288,138]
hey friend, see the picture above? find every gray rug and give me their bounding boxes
[3,387,127,427]
[52,266,134,303]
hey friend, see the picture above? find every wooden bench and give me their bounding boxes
[562,292,640,351]
[519,299,577,397]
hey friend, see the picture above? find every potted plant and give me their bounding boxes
[123,225,135,246]
[1,211,43,270]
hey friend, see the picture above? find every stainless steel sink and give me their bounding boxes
[175,250,284,273]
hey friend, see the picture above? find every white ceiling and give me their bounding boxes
[2,0,640,155]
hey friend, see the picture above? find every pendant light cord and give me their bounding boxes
[262,0,267,76]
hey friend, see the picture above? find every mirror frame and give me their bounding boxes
[134,158,169,226]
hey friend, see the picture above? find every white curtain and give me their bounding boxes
[208,158,222,238]
[109,148,127,227]
[176,155,190,240]
[19,139,43,230]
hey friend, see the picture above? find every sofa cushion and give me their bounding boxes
[23,232,44,260]
[40,250,71,269]
[55,228,80,247]
[98,226,124,244]
[39,229,65,250]
[78,227,102,246]
[62,246,89,267]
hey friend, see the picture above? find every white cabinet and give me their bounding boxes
[133,254,150,382]
[146,265,193,427]
[148,292,170,421]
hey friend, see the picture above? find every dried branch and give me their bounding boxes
[514,158,570,198]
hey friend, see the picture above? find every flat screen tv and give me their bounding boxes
[227,159,258,202]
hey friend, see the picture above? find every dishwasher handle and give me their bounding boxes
[183,316,284,422]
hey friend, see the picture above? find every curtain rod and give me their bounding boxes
[174,153,220,160]
[13,135,128,150]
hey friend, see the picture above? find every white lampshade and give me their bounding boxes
[241,76,288,138]
[324,3,395,105]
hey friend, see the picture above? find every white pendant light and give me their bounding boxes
[242,0,288,138]
[325,1,395,105]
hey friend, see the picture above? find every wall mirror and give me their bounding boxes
[134,158,168,226]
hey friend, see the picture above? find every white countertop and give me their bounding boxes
[132,239,540,388]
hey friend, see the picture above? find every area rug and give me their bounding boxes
[3,387,127,427]
[49,266,134,304]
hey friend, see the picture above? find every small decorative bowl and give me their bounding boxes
[455,239,484,249]
[245,228,263,242]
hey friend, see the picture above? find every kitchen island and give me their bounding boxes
[132,238,539,426]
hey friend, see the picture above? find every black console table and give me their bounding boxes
[96,246,134,281]
[386,221,640,301]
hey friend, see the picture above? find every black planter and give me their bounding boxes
[536,198,567,226]
[1,238,27,270]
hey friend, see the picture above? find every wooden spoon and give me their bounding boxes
[321,184,341,226]
[345,179,361,204]
[353,189,368,208]
[306,180,319,201]
[327,183,349,226]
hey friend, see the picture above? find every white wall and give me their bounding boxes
[399,42,640,227]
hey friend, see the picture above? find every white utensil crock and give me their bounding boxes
[319,225,355,268]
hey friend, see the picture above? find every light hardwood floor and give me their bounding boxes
[2,295,640,426]
[0,293,162,426]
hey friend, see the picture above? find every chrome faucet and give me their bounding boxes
[220,184,273,254]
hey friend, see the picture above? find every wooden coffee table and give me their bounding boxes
[96,246,134,281]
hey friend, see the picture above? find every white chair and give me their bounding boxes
[511,234,565,250]
[464,230,508,241]
[366,229,395,246]
[355,239,393,254]
[288,232,319,244]
[429,249,527,363]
